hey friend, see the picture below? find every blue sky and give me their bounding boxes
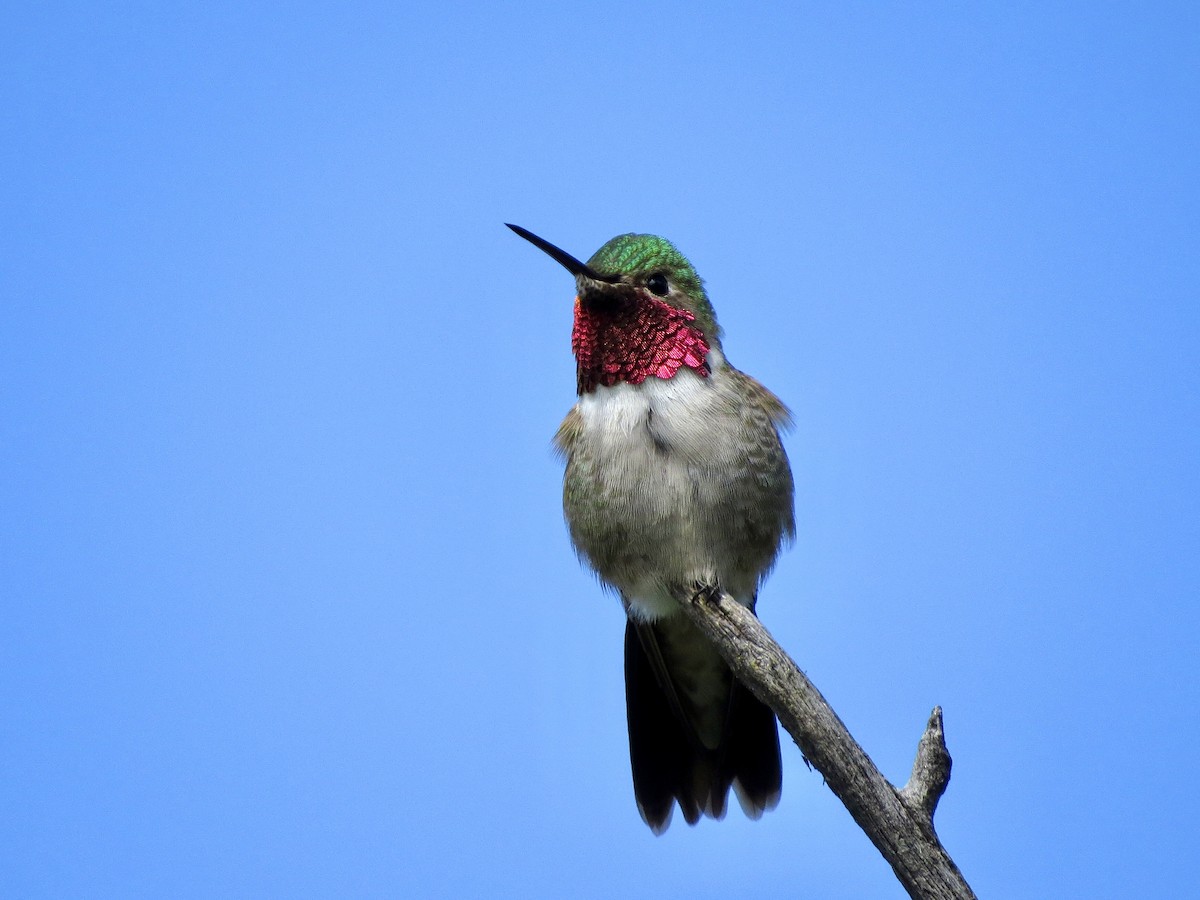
[2,2,1197,897]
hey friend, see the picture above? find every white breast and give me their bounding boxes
[571,351,757,619]
[576,349,732,462]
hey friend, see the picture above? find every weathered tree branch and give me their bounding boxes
[677,585,975,900]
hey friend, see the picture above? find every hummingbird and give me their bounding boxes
[508,224,795,834]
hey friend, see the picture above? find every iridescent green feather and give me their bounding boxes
[587,234,721,344]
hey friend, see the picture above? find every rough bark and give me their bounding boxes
[677,585,976,900]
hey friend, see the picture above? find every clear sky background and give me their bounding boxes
[3,3,1197,898]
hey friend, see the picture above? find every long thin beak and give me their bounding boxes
[506,224,621,283]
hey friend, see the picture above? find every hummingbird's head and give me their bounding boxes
[507,225,723,395]
[582,233,721,345]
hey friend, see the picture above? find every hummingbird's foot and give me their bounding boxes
[690,581,724,606]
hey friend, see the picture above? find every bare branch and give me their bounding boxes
[678,585,975,900]
[900,707,953,820]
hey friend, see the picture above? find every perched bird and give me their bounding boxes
[508,224,795,833]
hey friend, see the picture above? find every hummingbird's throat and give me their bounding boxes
[571,293,711,394]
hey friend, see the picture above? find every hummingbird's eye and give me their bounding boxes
[646,273,670,296]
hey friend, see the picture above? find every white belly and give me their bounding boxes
[571,360,760,620]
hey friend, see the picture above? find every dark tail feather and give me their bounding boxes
[724,678,783,818]
[624,619,782,833]
[624,621,698,832]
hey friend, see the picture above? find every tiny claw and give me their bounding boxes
[690,582,724,605]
